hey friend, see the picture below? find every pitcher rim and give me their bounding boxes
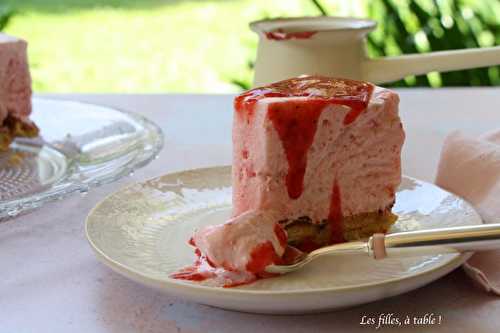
[250,16,377,34]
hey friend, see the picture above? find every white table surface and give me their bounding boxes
[2,89,500,332]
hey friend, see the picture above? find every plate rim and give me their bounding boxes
[0,97,164,218]
[85,165,482,296]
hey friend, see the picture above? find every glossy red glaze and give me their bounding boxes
[246,241,281,274]
[328,179,344,244]
[265,29,317,41]
[235,76,373,107]
[268,100,325,199]
[235,76,373,200]
[234,90,286,113]
[274,223,288,248]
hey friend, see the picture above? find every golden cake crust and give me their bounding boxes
[0,115,39,151]
[281,207,397,251]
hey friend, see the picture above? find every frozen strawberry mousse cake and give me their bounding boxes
[172,75,405,287]
[232,75,405,250]
[0,34,38,151]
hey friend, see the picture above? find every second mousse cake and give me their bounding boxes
[0,33,38,151]
[232,75,405,251]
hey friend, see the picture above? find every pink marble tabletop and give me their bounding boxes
[2,90,500,332]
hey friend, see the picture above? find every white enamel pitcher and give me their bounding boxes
[251,16,500,86]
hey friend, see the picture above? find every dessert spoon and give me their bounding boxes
[265,223,500,275]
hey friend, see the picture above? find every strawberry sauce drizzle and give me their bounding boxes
[169,248,216,282]
[235,76,373,203]
[328,179,344,244]
[268,101,325,199]
[265,29,317,41]
[246,241,281,274]
[274,223,288,248]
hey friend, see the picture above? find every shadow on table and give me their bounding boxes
[95,267,499,333]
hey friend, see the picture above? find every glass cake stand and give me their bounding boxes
[0,98,163,220]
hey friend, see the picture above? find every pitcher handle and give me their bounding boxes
[362,45,500,84]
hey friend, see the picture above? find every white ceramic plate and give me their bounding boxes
[86,166,482,314]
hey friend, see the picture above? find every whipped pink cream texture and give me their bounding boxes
[232,87,405,223]
[0,34,32,124]
[192,210,286,272]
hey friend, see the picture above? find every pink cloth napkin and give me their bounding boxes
[435,130,500,296]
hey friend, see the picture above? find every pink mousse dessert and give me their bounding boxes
[172,75,405,287]
[171,210,289,287]
[0,33,38,151]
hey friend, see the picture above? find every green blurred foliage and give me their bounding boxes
[2,0,498,91]
[319,0,500,87]
[0,5,13,31]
